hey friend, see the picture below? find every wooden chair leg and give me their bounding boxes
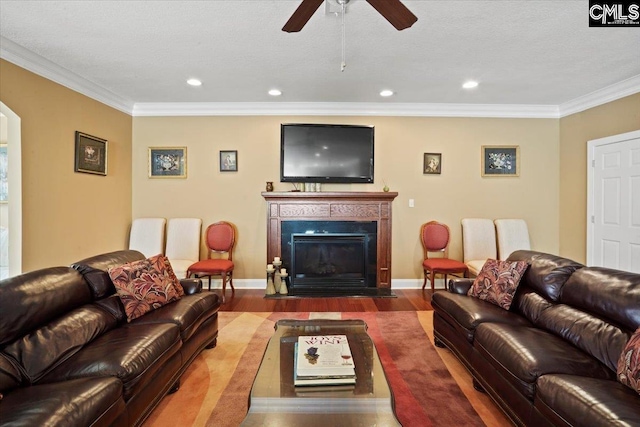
[221,275,227,303]
[422,269,428,290]
[228,272,235,293]
[430,271,436,292]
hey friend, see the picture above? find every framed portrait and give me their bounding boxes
[482,145,520,177]
[74,131,107,176]
[423,153,442,175]
[0,144,7,202]
[148,147,187,178]
[220,150,237,172]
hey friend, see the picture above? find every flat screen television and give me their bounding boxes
[280,123,374,184]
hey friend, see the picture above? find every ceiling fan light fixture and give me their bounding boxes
[186,78,202,87]
[268,89,282,96]
[462,81,479,89]
[380,90,394,97]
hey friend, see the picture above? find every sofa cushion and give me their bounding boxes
[41,323,181,400]
[0,352,23,394]
[561,267,640,332]
[617,327,640,394]
[2,305,118,384]
[536,374,640,427]
[432,292,530,343]
[0,377,124,427]
[468,259,527,310]
[507,250,583,302]
[108,255,183,322]
[0,267,91,347]
[536,304,631,373]
[132,292,220,341]
[72,250,147,299]
[474,322,613,399]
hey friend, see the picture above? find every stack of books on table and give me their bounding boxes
[294,335,356,387]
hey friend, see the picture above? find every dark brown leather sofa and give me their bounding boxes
[0,250,221,427]
[432,250,640,427]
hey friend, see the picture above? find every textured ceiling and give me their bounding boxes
[1,0,639,108]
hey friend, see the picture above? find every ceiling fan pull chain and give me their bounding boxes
[341,1,346,72]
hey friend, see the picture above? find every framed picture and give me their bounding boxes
[0,144,7,202]
[423,153,442,174]
[220,150,237,172]
[482,145,520,177]
[74,131,107,176]
[148,147,187,178]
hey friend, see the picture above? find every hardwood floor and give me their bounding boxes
[217,289,434,312]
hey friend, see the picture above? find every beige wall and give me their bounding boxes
[0,60,133,271]
[559,93,640,264]
[133,115,560,280]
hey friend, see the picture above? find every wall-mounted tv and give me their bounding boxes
[280,123,374,184]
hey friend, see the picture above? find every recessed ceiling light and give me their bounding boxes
[187,78,202,87]
[380,90,394,97]
[462,81,478,89]
[268,89,282,96]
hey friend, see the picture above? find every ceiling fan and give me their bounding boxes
[282,0,418,32]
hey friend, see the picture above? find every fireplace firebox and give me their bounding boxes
[282,221,377,293]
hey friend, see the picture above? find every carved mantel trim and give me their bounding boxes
[262,192,398,288]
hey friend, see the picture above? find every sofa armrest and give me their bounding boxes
[448,278,474,295]
[180,278,202,295]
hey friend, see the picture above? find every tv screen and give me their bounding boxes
[280,124,374,184]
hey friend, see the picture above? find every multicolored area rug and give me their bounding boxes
[144,311,508,427]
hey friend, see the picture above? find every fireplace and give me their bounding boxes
[262,191,398,296]
[282,221,377,293]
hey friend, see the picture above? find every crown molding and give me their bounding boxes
[558,74,640,117]
[0,36,134,114]
[132,102,560,118]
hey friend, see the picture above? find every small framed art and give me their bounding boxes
[423,153,442,174]
[75,131,107,176]
[482,145,520,177]
[220,150,237,172]
[148,147,187,178]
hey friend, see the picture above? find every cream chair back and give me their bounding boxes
[165,218,202,278]
[495,219,531,260]
[461,218,497,276]
[128,218,166,258]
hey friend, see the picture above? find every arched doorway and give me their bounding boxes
[0,102,22,278]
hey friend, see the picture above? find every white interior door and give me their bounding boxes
[588,130,640,273]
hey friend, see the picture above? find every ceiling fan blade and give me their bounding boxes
[282,0,325,33]
[366,0,418,30]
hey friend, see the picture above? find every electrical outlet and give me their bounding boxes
[409,199,415,208]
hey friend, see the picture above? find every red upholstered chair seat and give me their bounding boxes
[423,258,468,273]
[188,259,233,274]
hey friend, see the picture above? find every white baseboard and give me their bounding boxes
[198,278,445,290]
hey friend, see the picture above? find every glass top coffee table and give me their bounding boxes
[241,319,401,426]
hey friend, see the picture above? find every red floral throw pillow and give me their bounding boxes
[467,259,528,310]
[617,327,640,395]
[109,254,183,322]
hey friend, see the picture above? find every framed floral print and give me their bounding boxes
[482,145,520,177]
[149,147,187,178]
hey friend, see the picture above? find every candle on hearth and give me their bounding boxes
[274,257,280,263]
[281,268,287,274]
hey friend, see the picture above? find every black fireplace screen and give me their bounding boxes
[292,234,367,286]
[281,221,377,290]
